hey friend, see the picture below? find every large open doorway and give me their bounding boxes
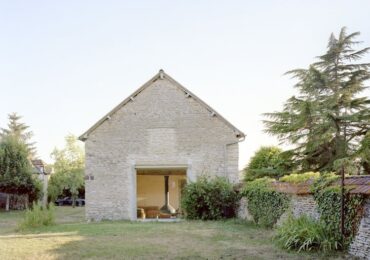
[136,167,187,219]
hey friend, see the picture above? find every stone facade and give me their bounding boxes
[81,71,244,221]
[349,198,370,259]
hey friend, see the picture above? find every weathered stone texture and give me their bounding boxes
[291,195,320,220]
[84,77,241,221]
[349,198,370,259]
[276,195,320,226]
[237,197,253,221]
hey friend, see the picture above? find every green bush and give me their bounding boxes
[181,176,239,220]
[244,146,294,181]
[242,178,290,227]
[275,215,339,252]
[18,202,55,230]
[280,171,320,184]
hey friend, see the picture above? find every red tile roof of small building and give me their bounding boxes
[271,175,370,195]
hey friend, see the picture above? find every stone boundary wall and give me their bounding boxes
[237,194,370,259]
[276,194,320,226]
[349,198,370,259]
[290,195,320,220]
[237,194,319,223]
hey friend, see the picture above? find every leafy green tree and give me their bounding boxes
[264,27,370,172]
[244,146,293,181]
[357,131,370,174]
[0,113,37,158]
[48,135,84,207]
[0,136,40,199]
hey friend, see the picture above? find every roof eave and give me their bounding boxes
[78,71,163,142]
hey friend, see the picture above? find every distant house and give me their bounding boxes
[31,159,49,207]
[79,70,245,221]
[32,159,47,179]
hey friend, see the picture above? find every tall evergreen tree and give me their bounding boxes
[1,113,37,158]
[264,27,370,172]
[0,136,39,196]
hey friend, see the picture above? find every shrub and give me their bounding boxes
[242,178,290,227]
[243,146,294,181]
[181,176,239,220]
[280,171,320,184]
[18,202,55,230]
[275,215,339,252]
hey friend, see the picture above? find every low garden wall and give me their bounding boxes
[238,194,319,223]
[237,177,370,259]
[349,198,370,259]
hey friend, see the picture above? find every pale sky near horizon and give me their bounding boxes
[1,1,370,169]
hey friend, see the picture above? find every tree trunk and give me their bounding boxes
[42,174,48,208]
[72,195,76,208]
[5,194,10,211]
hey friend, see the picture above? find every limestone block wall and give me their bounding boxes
[84,77,242,221]
[349,198,370,259]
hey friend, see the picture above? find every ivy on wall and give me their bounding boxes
[311,174,365,248]
[242,178,290,227]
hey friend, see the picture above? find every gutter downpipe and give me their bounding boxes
[224,134,246,181]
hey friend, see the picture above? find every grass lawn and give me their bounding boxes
[0,207,347,260]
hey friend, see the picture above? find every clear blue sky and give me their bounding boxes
[1,0,370,168]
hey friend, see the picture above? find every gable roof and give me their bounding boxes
[79,70,246,141]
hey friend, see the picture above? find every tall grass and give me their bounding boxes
[275,215,339,252]
[18,202,55,230]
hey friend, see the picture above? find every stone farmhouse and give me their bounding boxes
[79,70,245,221]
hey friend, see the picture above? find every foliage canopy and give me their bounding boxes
[48,135,84,206]
[0,113,37,158]
[0,136,40,200]
[264,27,370,173]
[244,146,293,181]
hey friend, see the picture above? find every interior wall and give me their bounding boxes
[137,174,186,210]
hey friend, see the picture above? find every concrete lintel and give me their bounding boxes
[135,164,188,170]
